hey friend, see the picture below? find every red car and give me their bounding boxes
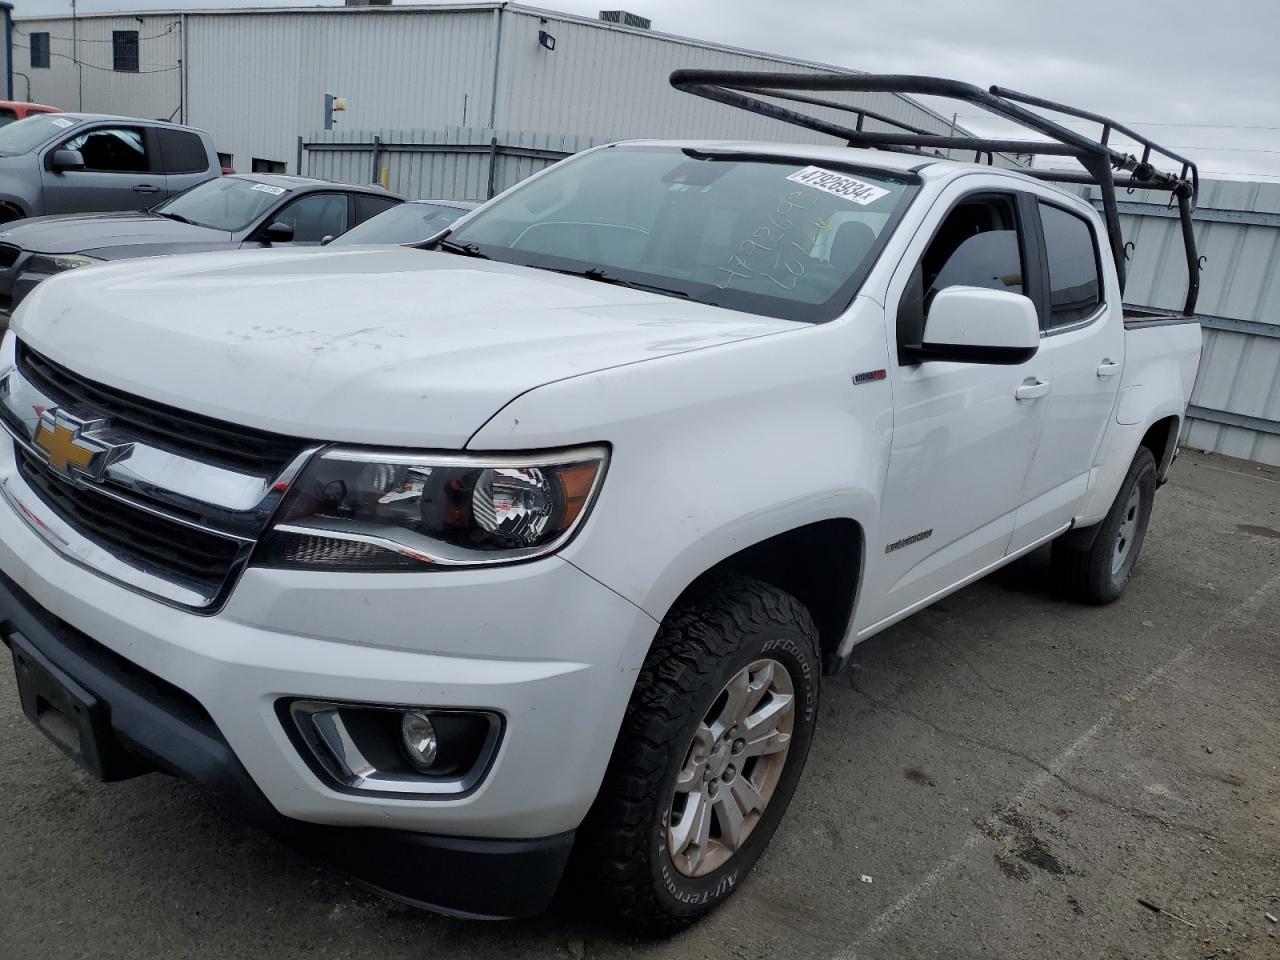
[0,100,61,126]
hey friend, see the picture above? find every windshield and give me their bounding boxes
[333,202,471,246]
[0,114,81,155]
[153,176,291,231]
[446,145,918,322]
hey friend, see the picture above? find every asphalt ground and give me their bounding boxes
[1,448,1277,960]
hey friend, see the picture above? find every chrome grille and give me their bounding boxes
[15,446,248,596]
[1,338,318,610]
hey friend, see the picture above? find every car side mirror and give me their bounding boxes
[50,148,86,172]
[262,221,295,244]
[913,286,1040,364]
[320,235,334,246]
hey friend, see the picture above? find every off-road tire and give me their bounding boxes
[574,574,821,935]
[1052,446,1157,604]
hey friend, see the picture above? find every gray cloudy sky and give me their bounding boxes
[19,0,1280,180]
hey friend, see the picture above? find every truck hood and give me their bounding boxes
[0,211,229,255]
[14,246,797,448]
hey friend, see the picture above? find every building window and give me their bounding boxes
[217,152,235,172]
[113,31,140,73]
[30,32,51,69]
[252,158,287,174]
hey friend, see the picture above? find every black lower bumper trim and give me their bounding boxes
[0,570,572,919]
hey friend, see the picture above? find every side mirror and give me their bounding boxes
[262,221,295,244]
[915,286,1040,364]
[50,149,86,172]
[320,234,335,246]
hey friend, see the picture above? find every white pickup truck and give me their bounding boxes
[0,74,1202,932]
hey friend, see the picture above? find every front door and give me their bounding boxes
[40,124,162,214]
[1007,198,1124,552]
[859,184,1050,633]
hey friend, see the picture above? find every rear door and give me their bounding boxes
[155,127,217,200]
[1007,198,1124,553]
[40,123,162,213]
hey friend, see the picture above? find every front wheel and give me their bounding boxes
[575,575,821,935]
[1052,446,1157,604]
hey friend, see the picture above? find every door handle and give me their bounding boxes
[132,184,161,194]
[1096,359,1121,378]
[1015,378,1050,401]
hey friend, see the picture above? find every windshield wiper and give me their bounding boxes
[434,237,490,259]
[156,211,197,225]
[550,266,694,301]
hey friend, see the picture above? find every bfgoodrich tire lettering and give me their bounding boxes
[575,574,821,934]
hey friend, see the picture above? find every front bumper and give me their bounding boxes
[0,572,574,917]
[0,435,659,914]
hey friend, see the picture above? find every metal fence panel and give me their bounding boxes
[303,126,604,201]
[1085,181,1280,466]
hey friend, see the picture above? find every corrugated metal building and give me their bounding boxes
[1083,181,1280,466]
[11,3,962,178]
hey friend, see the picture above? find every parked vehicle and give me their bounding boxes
[0,74,1203,932]
[0,174,403,314]
[0,113,219,224]
[0,101,61,127]
[328,198,479,246]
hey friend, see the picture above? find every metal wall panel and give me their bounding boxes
[14,15,181,121]
[18,3,965,177]
[1084,181,1280,466]
[494,7,956,142]
[184,8,496,174]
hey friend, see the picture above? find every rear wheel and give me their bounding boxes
[576,575,821,935]
[1052,446,1157,604]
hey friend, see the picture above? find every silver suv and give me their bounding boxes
[0,113,219,223]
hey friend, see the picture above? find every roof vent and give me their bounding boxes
[599,10,651,29]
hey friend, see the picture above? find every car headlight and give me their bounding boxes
[257,445,608,570]
[25,253,103,274]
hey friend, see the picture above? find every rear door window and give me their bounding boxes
[157,128,210,175]
[354,194,400,225]
[1038,202,1102,328]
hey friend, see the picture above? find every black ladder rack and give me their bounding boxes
[670,69,1201,316]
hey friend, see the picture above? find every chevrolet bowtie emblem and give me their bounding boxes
[33,409,129,481]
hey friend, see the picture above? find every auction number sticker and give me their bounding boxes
[785,166,890,205]
[251,182,287,196]
[50,117,74,128]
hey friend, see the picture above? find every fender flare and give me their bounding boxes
[1068,411,1183,548]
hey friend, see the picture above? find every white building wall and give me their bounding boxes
[186,7,497,173]
[16,4,963,177]
[13,14,181,121]
[495,7,953,142]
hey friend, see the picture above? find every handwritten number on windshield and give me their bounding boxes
[715,189,819,291]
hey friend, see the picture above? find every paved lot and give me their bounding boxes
[1,449,1277,960]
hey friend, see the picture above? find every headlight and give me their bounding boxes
[25,253,102,274]
[257,445,608,570]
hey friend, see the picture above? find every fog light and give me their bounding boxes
[400,710,439,771]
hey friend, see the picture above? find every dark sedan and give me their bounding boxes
[0,174,402,314]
